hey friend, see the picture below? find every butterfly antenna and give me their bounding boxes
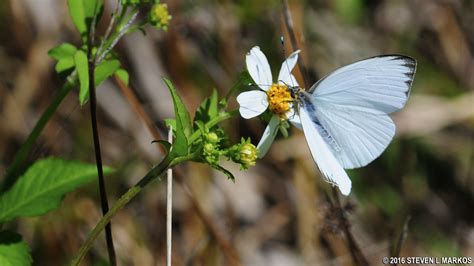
[281,36,297,88]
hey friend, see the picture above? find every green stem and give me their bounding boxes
[71,154,177,265]
[71,109,236,265]
[1,73,77,192]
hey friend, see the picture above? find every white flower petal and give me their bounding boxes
[246,46,272,91]
[277,50,300,87]
[257,115,280,158]
[237,90,268,119]
[287,108,302,129]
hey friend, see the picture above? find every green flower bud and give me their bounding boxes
[205,132,220,144]
[228,139,258,170]
[203,143,214,154]
[149,3,172,31]
[239,143,258,169]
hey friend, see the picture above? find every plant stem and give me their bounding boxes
[95,10,139,65]
[331,187,369,266]
[72,155,174,265]
[166,127,173,266]
[88,12,116,265]
[281,0,311,87]
[1,74,77,192]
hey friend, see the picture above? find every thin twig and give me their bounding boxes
[166,126,173,266]
[281,0,310,88]
[88,7,116,265]
[96,0,122,62]
[390,216,410,266]
[332,187,369,266]
[96,10,139,65]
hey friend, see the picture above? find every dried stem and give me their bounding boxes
[166,126,173,266]
[282,0,311,88]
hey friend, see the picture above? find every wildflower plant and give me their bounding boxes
[0,0,260,265]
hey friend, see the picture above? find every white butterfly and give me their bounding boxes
[238,46,416,195]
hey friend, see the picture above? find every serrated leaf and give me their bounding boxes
[195,89,219,124]
[0,231,32,266]
[0,157,113,223]
[95,59,120,86]
[211,164,235,182]
[74,50,89,106]
[48,43,77,60]
[115,68,129,86]
[55,57,76,74]
[163,78,192,157]
[67,0,87,35]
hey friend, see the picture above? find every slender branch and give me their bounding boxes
[1,73,77,192]
[95,10,139,65]
[166,126,173,266]
[331,187,369,266]
[96,0,122,61]
[87,11,116,265]
[281,0,311,88]
[390,216,410,266]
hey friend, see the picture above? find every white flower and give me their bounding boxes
[237,46,301,158]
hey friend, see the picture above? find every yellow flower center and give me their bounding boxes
[267,84,293,117]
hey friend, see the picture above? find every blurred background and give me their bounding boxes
[1,0,473,265]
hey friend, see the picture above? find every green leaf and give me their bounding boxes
[48,43,78,60]
[163,78,192,157]
[67,0,87,35]
[195,89,219,124]
[67,0,103,37]
[95,59,120,86]
[55,57,76,74]
[211,164,235,182]
[0,231,32,266]
[115,68,129,86]
[0,157,113,223]
[74,50,89,106]
[83,0,103,22]
[164,119,176,130]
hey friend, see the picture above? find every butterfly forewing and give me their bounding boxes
[306,55,416,169]
[310,55,416,114]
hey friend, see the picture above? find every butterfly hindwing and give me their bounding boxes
[299,106,352,195]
